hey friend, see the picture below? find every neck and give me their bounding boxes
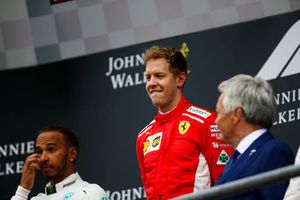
[49,168,76,184]
[159,93,183,113]
[233,123,264,147]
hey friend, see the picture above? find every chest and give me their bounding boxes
[33,185,86,200]
[141,119,201,160]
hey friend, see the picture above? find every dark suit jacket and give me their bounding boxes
[215,131,294,200]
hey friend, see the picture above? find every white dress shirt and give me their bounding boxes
[235,128,267,155]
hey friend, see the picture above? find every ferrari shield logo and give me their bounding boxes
[178,121,190,135]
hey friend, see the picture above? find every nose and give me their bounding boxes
[147,76,157,87]
[40,151,48,161]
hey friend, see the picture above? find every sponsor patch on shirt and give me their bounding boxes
[178,121,190,135]
[210,125,219,132]
[212,142,230,148]
[143,132,162,155]
[212,142,219,148]
[211,133,221,139]
[63,180,76,188]
[187,106,211,118]
[217,150,230,165]
[63,192,74,200]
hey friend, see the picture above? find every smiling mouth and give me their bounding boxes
[150,90,162,96]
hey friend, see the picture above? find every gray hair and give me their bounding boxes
[218,74,277,129]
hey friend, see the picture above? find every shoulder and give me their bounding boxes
[257,136,294,165]
[264,137,293,154]
[137,119,155,138]
[80,182,109,197]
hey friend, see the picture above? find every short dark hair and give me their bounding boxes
[38,125,80,151]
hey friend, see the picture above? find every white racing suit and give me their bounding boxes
[11,172,109,200]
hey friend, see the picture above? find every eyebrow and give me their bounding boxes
[36,142,57,148]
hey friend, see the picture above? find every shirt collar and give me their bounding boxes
[45,172,81,194]
[155,97,187,121]
[236,128,267,154]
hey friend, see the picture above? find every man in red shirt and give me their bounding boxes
[136,46,233,199]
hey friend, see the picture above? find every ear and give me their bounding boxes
[68,147,78,163]
[232,107,244,124]
[176,72,187,88]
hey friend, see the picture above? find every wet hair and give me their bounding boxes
[38,125,80,151]
[218,74,277,129]
[143,45,188,76]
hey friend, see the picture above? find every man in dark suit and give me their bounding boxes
[214,74,294,200]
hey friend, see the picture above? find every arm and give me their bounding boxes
[82,184,109,200]
[284,145,300,200]
[11,153,41,200]
[201,114,234,185]
[11,186,30,200]
[136,136,146,188]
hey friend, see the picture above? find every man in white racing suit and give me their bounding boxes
[11,126,109,200]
